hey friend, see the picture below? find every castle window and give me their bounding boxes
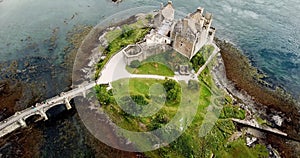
[167,31,171,37]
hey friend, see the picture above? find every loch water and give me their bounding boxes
[0,0,299,98]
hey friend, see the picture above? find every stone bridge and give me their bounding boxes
[0,82,97,138]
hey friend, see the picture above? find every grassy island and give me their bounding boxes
[94,43,268,157]
[93,15,269,157]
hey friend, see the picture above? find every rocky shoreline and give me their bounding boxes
[213,38,300,157]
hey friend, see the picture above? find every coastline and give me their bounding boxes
[213,38,300,157]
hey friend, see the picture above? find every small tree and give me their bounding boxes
[130,60,141,68]
[146,14,153,22]
[163,79,180,101]
[95,85,112,105]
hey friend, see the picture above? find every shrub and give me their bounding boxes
[163,79,180,102]
[130,60,141,68]
[95,85,112,106]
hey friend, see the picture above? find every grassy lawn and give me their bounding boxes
[112,78,166,97]
[144,50,191,71]
[95,70,268,157]
[144,62,268,158]
[100,78,180,132]
[105,19,147,42]
[126,62,175,76]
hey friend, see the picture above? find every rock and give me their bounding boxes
[0,84,5,92]
[246,136,257,146]
[272,115,283,126]
[112,0,122,3]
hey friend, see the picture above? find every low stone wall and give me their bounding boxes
[123,43,172,65]
[123,51,145,65]
[143,44,172,58]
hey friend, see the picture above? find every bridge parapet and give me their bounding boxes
[18,119,27,127]
[0,122,22,138]
[64,98,72,110]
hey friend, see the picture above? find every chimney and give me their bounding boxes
[205,13,212,20]
[183,19,188,29]
[197,7,204,15]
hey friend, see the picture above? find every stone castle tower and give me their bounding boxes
[153,1,215,59]
[172,7,216,59]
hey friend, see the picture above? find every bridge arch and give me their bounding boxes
[45,102,75,119]
[70,95,85,104]
[24,113,44,124]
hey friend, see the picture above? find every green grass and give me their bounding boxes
[105,29,122,43]
[105,19,148,42]
[127,62,175,76]
[220,105,246,120]
[95,73,268,157]
[144,50,191,71]
[101,78,180,132]
[191,45,214,72]
[145,60,267,158]
[113,78,166,97]
[215,138,269,158]
[255,116,268,125]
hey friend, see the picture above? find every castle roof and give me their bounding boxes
[157,20,173,35]
[183,18,197,34]
[204,12,213,20]
[161,1,175,21]
[189,7,204,23]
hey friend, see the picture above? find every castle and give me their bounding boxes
[123,1,215,65]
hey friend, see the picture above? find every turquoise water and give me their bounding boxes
[0,0,299,97]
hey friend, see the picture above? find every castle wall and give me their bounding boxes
[208,28,215,43]
[153,13,163,28]
[173,34,194,58]
[123,43,172,66]
[193,30,208,56]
